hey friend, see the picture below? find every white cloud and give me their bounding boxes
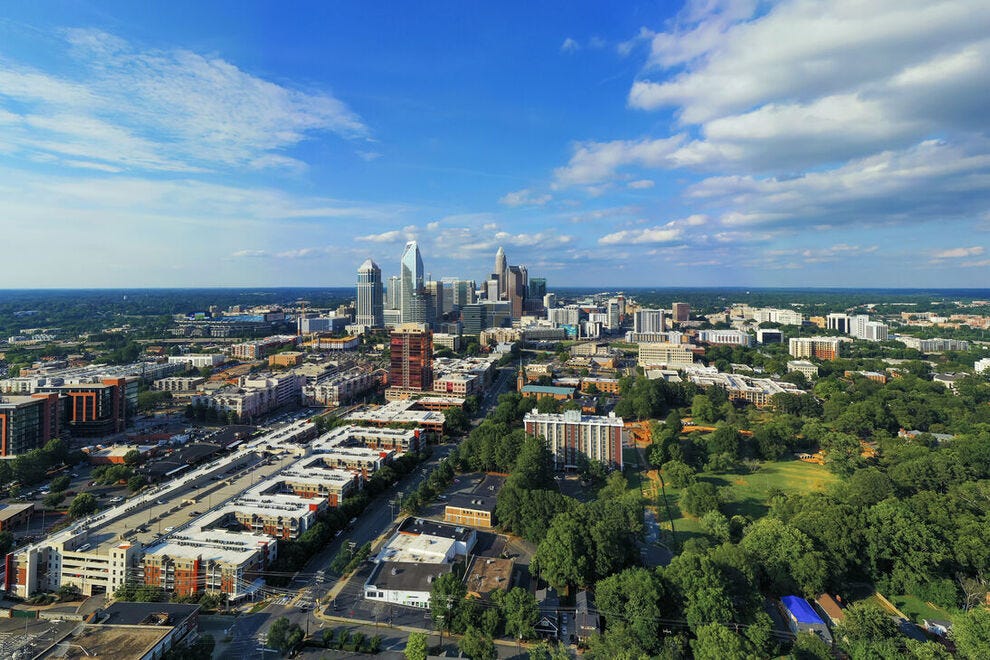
[691,140,990,229]
[553,135,684,186]
[932,246,985,258]
[561,38,580,53]
[599,225,683,245]
[499,188,552,207]
[627,179,655,189]
[0,28,369,173]
[357,230,404,243]
[357,150,382,161]
[232,249,270,258]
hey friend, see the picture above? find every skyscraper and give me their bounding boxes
[400,241,425,324]
[672,302,691,323]
[386,275,401,310]
[356,259,384,327]
[494,246,507,298]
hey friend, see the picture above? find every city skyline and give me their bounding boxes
[0,2,987,288]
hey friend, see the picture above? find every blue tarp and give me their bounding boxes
[782,596,824,625]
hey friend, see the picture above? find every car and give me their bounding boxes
[164,526,175,532]
[156,500,165,505]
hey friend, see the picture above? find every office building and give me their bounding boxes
[386,275,401,311]
[356,258,385,328]
[826,313,851,334]
[0,393,60,456]
[672,302,690,323]
[756,328,783,344]
[638,342,696,368]
[788,337,842,360]
[460,302,511,336]
[399,241,425,324]
[697,329,754,347]
[494,247,507,299]
[528,278,547,303]
[389,324,433,393]
[524,408,624,470]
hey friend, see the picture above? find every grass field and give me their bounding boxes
[890,594,953,624]
[654,459,839,542]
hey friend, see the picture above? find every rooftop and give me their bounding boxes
[782,596,825,625]
[465,556,514,598]
[101,601,200,626]
[366,560,453,593]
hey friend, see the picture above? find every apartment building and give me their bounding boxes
[523,409,624,470]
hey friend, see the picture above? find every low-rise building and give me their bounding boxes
[444,493,496,529]
[0,502,34,530]
[787,360,819,379]
[152,376,206,392]
[780,595,832,645]
[637,342,695,368]
[56,602,201,660]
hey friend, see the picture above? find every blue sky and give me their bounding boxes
[0,1,988,288]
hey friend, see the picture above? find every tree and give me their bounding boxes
[67,492,98,518]
[837,601,899,645]
[500,586,539,640]
[127,475,148,492]
[123,449,142,466]
[690,623,747,660]
[791,631,832,659]
[266,616,303,654]
[740,517,827,596]
[430,572,466,633]
[953,607,990,659]
[595,567,665,654]
[680,482,722,517]
[458,626,497,660]
[662,460,696,488]
[50,474,71,492]
[44,491,66,507]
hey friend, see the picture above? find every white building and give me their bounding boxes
[787,360,819,379]
[167,354,227,368]
[638,342,695,368]
[633,309,666,334]
[697,329,754,347]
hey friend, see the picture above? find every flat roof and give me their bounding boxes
[398,517,476,543]
[62,626,170,660]
[366,560,452,593]
[102,601,200,626]
[379,533,455,563]
[446,494,496,514]
[0,502,34,521]
[465,556,513,597]
[520,385,574,395]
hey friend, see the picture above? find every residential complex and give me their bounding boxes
[788,337,843,361]
[523,408,624,470]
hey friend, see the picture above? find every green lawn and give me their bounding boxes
[654,459,839,543]
[890,594,953,624]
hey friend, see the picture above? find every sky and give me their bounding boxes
[0,0,988,289]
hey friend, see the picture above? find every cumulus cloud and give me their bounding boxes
[0,28,368,173]
[554,135,684,186]
[356,230,404,243]
[627,179,655,189]
[599,224,683,245]
[691,140,990,229]
[561,38,580,53]
[499,188,552,207]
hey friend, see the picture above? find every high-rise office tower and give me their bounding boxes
[494,246,507,298]
[386,275,400,310]
[672,302,691,323]
[400,241,425,324]
[507,266,525,319]
[356,259,384,327]
[528,278,547,302]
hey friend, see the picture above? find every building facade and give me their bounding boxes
[356,258,385,328]
[523,409,624,470]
